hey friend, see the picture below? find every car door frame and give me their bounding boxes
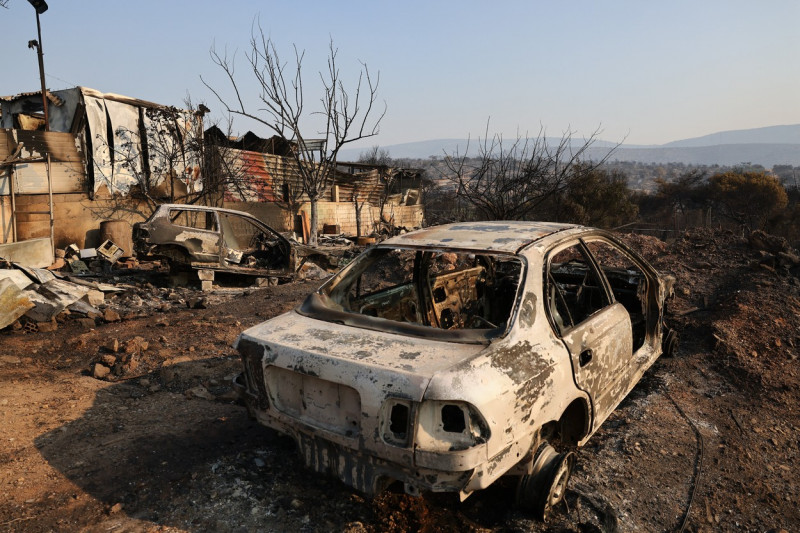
[543,238,635,431]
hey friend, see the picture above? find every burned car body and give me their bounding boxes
[234,222,675,518]
[133,204,295,278]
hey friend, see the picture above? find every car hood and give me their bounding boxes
[235,310,487,402]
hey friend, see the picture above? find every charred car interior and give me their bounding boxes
[547,239,651,351]
[304,248,523,341]
[233,222,676,521]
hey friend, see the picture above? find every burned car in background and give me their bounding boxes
[234,222,676,519]
[133,204,296,279]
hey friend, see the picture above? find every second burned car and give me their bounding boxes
[234,221,676,519]
[132,204,296,279]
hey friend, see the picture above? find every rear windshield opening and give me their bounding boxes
[317,248,523,333]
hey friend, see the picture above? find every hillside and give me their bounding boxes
[341,124,800,166]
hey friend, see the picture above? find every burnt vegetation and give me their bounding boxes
[371,140,800,243]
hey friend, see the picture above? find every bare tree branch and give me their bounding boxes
[202,23,386,244]
[443,123,622,221]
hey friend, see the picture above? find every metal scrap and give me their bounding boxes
[0,278,35,329]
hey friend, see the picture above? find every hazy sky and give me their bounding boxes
[1,0,798,151]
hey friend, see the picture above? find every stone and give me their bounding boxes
[103,309,121,323]
[124,337,148,353]
[123,356,139,373]
[92,363,111,379]
[185,386,215,401]
[101,355,117,366]
[200,280,213,292]
[36,320,58,333]
[105,338,120,353]
[82,290,104,306]
[298,263,329,281]
[77,318,96,329]
[186,297,207,309]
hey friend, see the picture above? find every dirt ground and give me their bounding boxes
[1,228,798,532]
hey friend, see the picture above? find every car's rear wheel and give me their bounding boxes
[158,246,192,273]
[663,327,679,357]
[515,443,575,521]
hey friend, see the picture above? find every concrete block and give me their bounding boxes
[82,289,104,306]
[200,280,213,292]
[197,269,215,281]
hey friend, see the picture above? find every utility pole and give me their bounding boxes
[27,0,49,131]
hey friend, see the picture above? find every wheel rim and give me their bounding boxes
[542,452,575,518]
[515,444,575,520]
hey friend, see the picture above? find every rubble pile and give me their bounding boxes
[623,227,800,387]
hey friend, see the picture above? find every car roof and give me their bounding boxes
[155,203,258,219]
[381,221,585,253]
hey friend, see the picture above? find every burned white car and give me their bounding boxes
[234,222,676,518]
[133,204,295,278]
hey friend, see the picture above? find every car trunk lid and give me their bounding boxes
[235,310,487,404]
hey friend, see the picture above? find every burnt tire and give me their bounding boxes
[516,443,576,521]
[157,246,192,273]
[663,328,679,358]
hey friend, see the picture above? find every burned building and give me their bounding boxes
[1,87,203,259]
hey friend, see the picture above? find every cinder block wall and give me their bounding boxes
[226,200,424,236]
[382,204,425,229]
[298,201,376,235]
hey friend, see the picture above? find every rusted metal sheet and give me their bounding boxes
[0,277,34,329]
[220,148,280,202]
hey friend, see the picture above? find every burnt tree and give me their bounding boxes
[443,125,619,221]
[204,25,385,245]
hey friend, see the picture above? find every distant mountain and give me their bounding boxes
[342,137,624,161]
[340,124,800,166]
[593,144,800,166]
[663,124,800,148]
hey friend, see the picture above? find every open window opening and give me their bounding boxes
[546,244,611,333]
[320,247,523,333]
[169,208,218,231]
[583,239,649,351]
[218,212,290,270]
